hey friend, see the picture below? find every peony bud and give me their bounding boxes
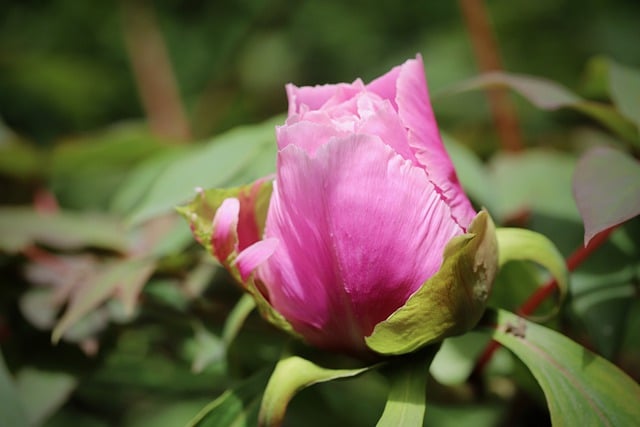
[181,55,498,357]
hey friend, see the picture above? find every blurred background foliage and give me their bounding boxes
[1,0,639,426]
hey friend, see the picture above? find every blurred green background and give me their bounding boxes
[2,0,639,144]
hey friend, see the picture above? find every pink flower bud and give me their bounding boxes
[186,56,498,357]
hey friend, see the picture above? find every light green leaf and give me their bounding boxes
[186,370,270,427]
[0,352,29,427]
[609,60,640,132]
[447,71,639,144]
[479,308,640,426]
[52,258,155,343]
[259,355,374,427]
[0,207,128,253]
[366,211,498,355]
[16,368,77,426]
[442,133,496,213]
[376,347,438,427]
[495,227,569,311]
[573,146,640,245]
[489,150,579,222]
[129,115,282,224]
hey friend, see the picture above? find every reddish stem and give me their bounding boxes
[471,226,617,379]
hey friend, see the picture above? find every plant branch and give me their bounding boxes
[458,0,524,152]
[121,0,191,142]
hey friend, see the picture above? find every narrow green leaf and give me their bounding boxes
[259,355,374,427]
[186,370,270,427]
[573,146,640,245]
[479,308,640,426]
[222,294,256,346]
[0,352,29,427]
[447,71,639,144]
[609,60,640,132]
[0,207,128,253]
[495,227,569,313]
[366,211,498,355]
[376,347,438,427]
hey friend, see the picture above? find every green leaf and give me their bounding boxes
[489,149,579,222]
[129,115,282,224]
[0,207,129,253]
[609,60,640,132]
[479,308,640,426]
[0,352,29,427]
[376,347,438,427]
[447,71,639,144]
[259,355,374,427]
[573,146,640,245]
[222,294,256,346]
[366,211,498,355]
[15,368,77,426]
[186,370,270,427]
[495,227,569,312]
[52,258,155,343]
[442,133,496,213]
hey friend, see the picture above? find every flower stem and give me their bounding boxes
[470,226,617,379]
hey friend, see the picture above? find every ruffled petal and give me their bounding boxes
[395,55,476,227]
[286,80,365,116]
[258,136,465,353]
[211,198,239,262]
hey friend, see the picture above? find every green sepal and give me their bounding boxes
[176,181,273,258]
[177,181,300,339]
[366,210,498,356]
[259,353,377,427]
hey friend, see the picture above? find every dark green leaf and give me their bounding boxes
[0,352,29,427]
[186,370,270,427]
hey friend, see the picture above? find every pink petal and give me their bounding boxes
[276,120,345,154]
[258,136,465,353]
[395,55,476,228]
[211,198,239,262]
[286,80,365,116]
[235,238,278,281]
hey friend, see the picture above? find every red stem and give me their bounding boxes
[471,226,617,378]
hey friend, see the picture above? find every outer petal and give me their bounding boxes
[257,136,465,354]
[395,55,476,228]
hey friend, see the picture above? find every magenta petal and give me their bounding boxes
[395,55,476,228]
[258,136,465,352]
[211,198,239,262]
[235,238,278,281]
